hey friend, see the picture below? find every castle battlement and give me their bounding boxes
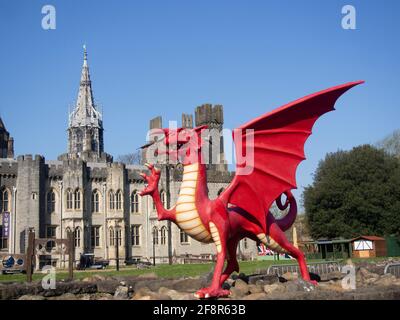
[109,162,125,169]
[0,159,18,176]
[195,104,224,126]
[62,158,86,169]
[17,154,44,162]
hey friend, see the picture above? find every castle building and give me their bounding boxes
[0,48,257,268]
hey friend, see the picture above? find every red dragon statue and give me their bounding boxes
[140,81,364,298]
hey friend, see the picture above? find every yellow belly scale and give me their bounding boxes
[175,163,212,243]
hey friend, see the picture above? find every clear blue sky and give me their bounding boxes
[1,0,399,206]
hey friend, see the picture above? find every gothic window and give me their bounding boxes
[91,139,97,152]
[180,229,189,244]
[76,129,83,153]
[91,226,101,248]
[109,191,115,210]
[160,190,166,208]
[131,191,139,213]
[0,188,9,212]
[47,190,56,214]
[66,189,73,210]
[76,129,83,142]
[116,190,122,210]
[74,189,81,210]
[160,226,167,245]
[74,227,81,247]
[109,227,115,246]
[152,227,159,245]
[131,225,140,246]
[91,190,100,213]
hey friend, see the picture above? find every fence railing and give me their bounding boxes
[266,261,342,276]
[384,263,400,278]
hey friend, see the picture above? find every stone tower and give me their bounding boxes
[181,113,193,129]
[15,155,45,253]
[195,104,227,171]
[0,117,14,159]
[60,46,111,163]
[141,116,163,165]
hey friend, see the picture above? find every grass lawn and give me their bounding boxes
[0,259,328,284]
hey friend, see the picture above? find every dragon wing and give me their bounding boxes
[219,81,364,230]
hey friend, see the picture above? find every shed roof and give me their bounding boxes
[351,235,385,242]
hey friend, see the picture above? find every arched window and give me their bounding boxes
[91,190,100,213]
[153,191,166,210]
[116,190,122,210]
[131,191,139,213]
[160,227,167,245]
[180,229,189,244]
[109,227,115,246]
[65,226,71,234]
[92,140,98,152]
[152,227,159,245]
[243,237,248,249]
[160,190,166,208]
[74,227,81,247]
[74,189,81,210]
[66,189,73,210]
[0,188,10,212]
[76,129,83,153]
[47,190,56,214]
[109,191,115,210]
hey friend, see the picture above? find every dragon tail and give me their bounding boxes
[274,190,297,231]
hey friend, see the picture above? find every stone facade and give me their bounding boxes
[0,48,258,268]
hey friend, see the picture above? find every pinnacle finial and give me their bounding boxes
[83,44,87,64]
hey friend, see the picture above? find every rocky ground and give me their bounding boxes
[1,258,400,300]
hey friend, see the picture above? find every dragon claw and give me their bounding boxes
[139,163,160,196]
[144,163,154,169]
[195,287,231,299]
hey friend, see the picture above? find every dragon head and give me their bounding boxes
[143,125,208,165]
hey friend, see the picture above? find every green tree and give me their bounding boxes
[303,145,400,239]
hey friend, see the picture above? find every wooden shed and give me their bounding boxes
[351,236,387,258]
